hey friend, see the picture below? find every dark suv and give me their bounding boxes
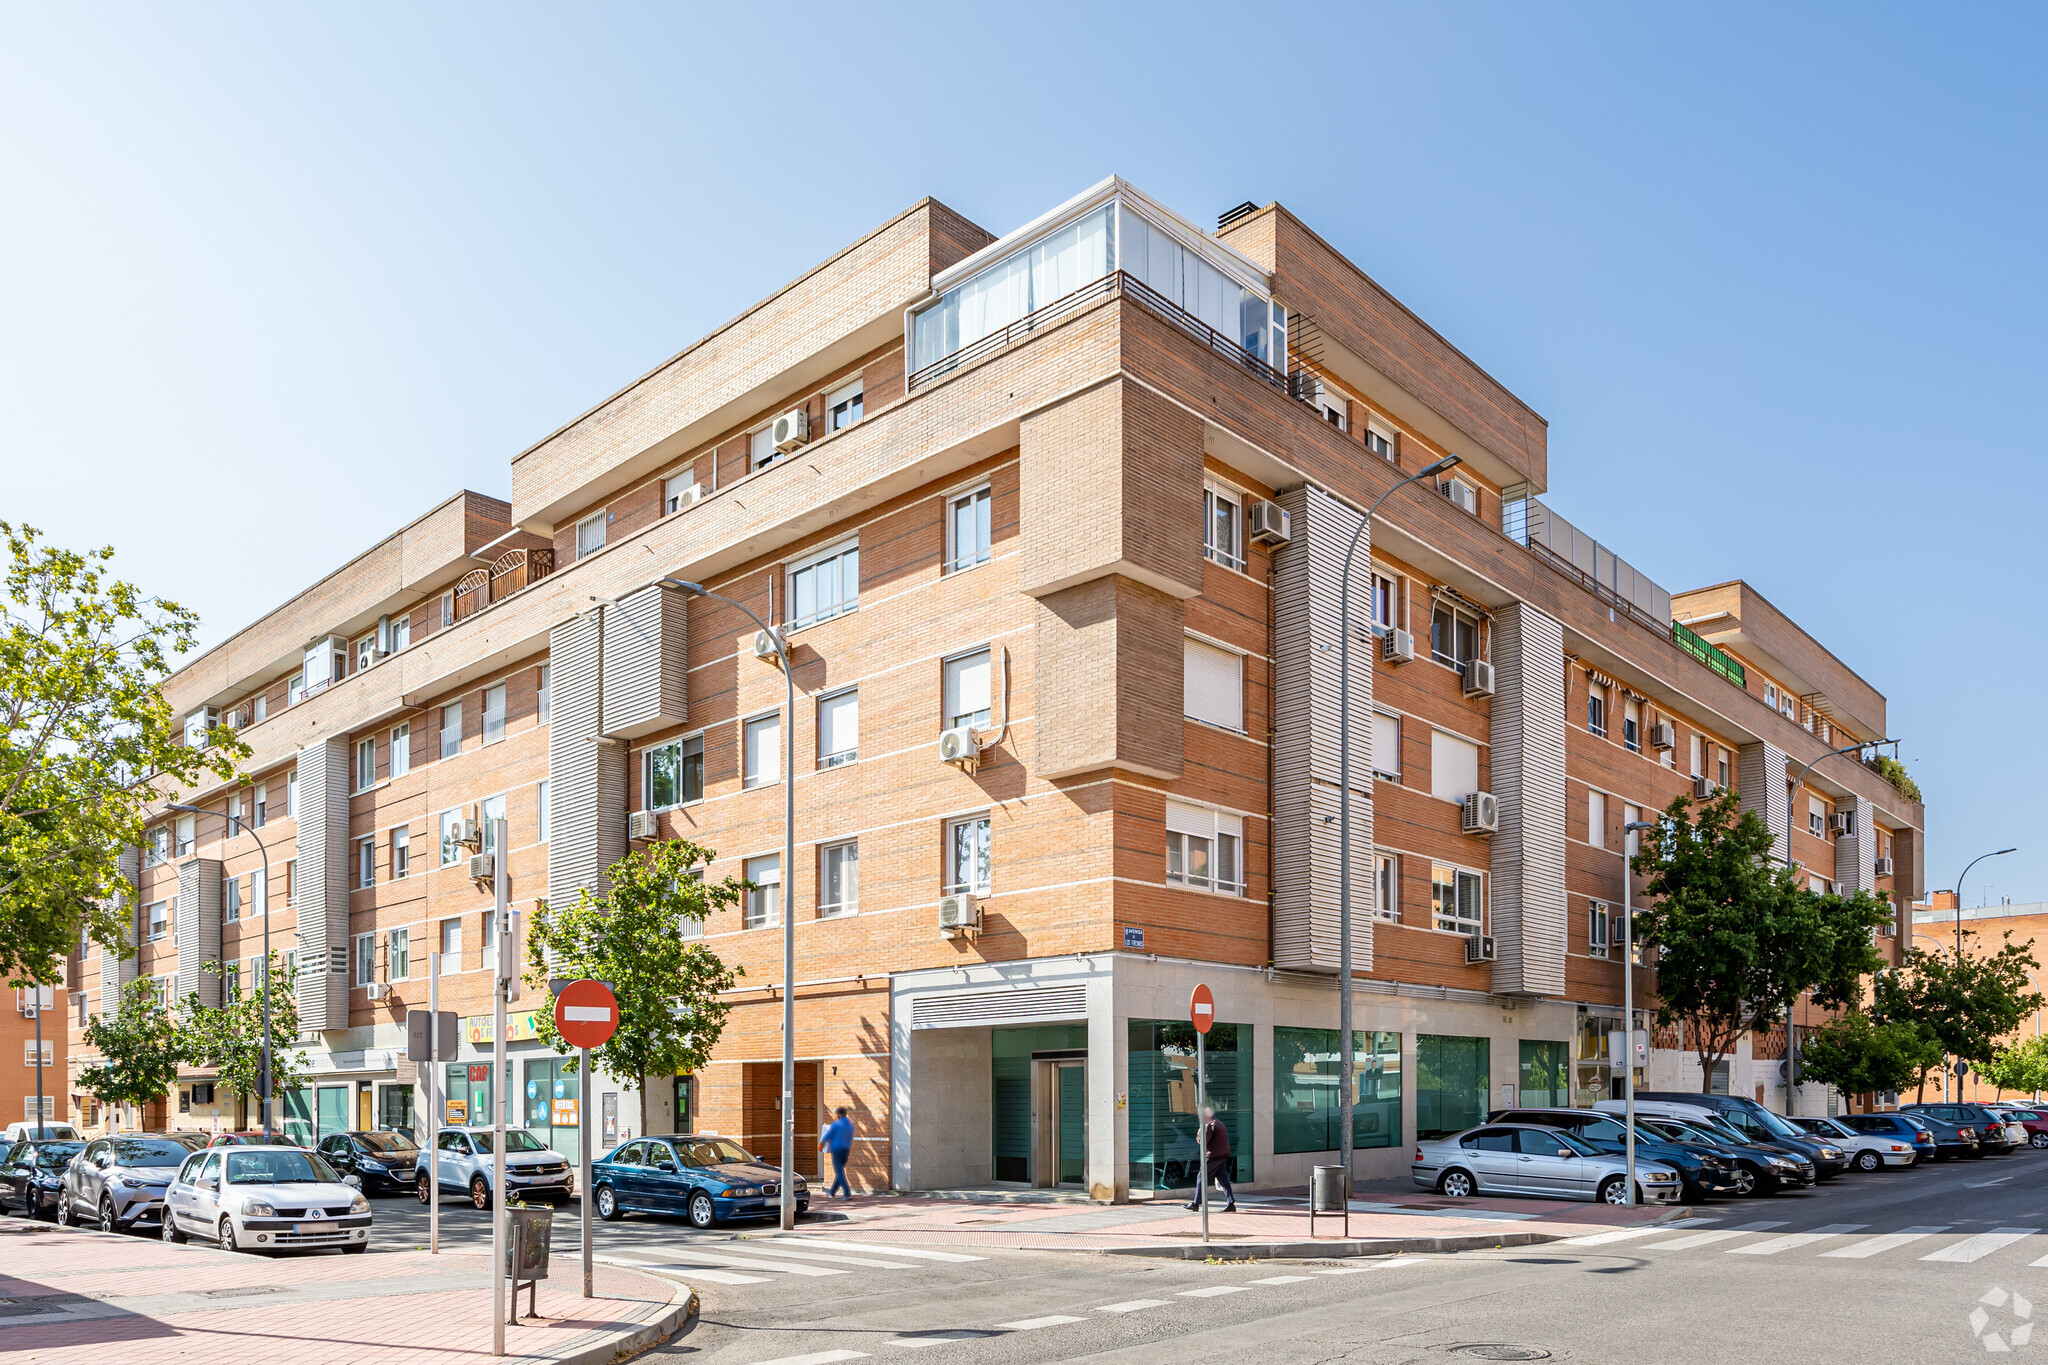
[1904,1104,2021,1155]
[1626,1092,1850,1179]
[1491,1108,1741,1203]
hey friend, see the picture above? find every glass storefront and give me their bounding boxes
[377,1083,415,1139]
[991,1024,1088,1184]
[282,1089,314,1146]
[522,1056,582,1163]
[1519,1040,1571,1109]
[1128,1019,1251,1191]
[1415,1035,1490,1139]
[1273,1028,1402,1154]
[446,1062,507,1128]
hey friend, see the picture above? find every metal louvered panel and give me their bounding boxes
[548,612,627,911]
[601,583,689,740]
[1270,483,1371,974]
[1738,742,1789,862]
[1834,797,1877,895]
[175,859,223,1007]
[97,845,139,1012]
[912,984,1088,1029]
[294,738,351,1031]
[1488,604,1568,996]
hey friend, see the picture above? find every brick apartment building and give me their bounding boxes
[1909,894,2047,1105]
[65,177,1927,1197]
[5,983,64,1132]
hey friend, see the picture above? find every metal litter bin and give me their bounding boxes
[1310,1164,1350,1238]
[505,1203,554,1322]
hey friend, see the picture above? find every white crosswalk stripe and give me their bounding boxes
[888,1331,994,1348]
[754,1352,868,1365]
[1096,1299,1169,1313]
[597,1253,772,1285]
[716,1243,923,1270]
[764,1237,985,1263]
[994,1315,1086,1330]
[646,1247,848,1276]
[1727,1223,1867,1255]
[1821,1226,1950,1259]
[1646,1220,1787,1250]
[1922,1229,2040,1263]
[1180,1285,1253,1298]
[1561,1226,1686,1247]
[1250,1275,1314,1285]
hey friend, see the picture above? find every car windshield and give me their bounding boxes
[226,1151,343,1184]
[468,1130,547,1154]
[34,1143,84,1169]
[1899,1112,1934,1131]
[358,1132,418,1154]
[111,1139,196,1167]
[1751,1109,1809,1140]
[1693,1117,1750,1145]
[676,1139,757,1167]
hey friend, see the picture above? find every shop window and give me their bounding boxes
[1415,1034,1489,1139]
[1273,1027,1401,1154]
[1126,1019,1252,1191]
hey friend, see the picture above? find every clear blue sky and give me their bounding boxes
[4,5,2041,903]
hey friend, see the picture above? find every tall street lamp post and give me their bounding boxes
[662,578,799,1230]
[168,801,274,1139]
[1948,846,2018,1099]
[1336,454,1463,1188]
[1620,819,1660,1205]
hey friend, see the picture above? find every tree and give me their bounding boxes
[1630,789,1893,1092]
[1876,932,2043,1099]
[179,955,311,1118]
[77,978,185,1121]
[0,523,248,987]
[1979,1035,2048,1098]
[523,839,746,1115]
[1795,1012,1944,1099]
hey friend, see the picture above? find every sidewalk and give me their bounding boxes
[0,1217,691,1365]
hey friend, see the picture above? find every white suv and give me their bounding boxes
[162,1145,371,1254]
[415,1128,572,1209]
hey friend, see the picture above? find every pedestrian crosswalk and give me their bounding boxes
[1558,1219,2047,1265]
[603,1236,988,1285]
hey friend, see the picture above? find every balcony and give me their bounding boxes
[453,547,556,624]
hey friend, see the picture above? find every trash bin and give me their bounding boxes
[1311,1164,1350,1238]
[504,1203,554,1323]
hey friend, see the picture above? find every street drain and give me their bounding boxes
[1451,1348,1552,1361]
[202,1285,286,1299]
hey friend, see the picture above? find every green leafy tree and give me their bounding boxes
[77,977,186,1120]
[1979,1034,2048,1098]
[1876,932,2043,1099]
[1630,790,1893,1091]
[1796,1012,1944,1098]
[523,839,746,1113]
[179,955,311,1119]
[0,523,248,987]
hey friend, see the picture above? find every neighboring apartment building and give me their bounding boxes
[1910,894,2048,1104]
[6,978,66,1131]
[66,177,1927,1196]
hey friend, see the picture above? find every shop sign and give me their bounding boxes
[551,1098,579,1127]
[463,1010,540,1044]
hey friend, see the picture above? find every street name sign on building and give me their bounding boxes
[554,979,619,1050]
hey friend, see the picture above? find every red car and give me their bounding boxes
[1988,1106,2048,1150]
[206,1130,303,1148]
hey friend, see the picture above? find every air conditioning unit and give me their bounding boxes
[1288,370,1323,404]
[1649,721,1676,751]
[1462,791,1499,835]
[1440,479,1478,514]
[771,407,810,452]
[1464,934,1497,964]
[752,627,786,665]
[366,982,390,1000]
[674,483,707,509]
[1879,921,1897,937]
[1247,500,1291,546]
[938,893,981,935]
[1830,811,1854,836]
[938,726,981,768]
[1692,775,1718,799]
[454,819,481,848]
[1462,659,1496,697]
[1874,856,1895,877]
[627,810,659,841]
[468,852,494,884]
[1382,628,1415,664]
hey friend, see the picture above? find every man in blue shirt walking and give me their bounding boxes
[819,1107,855,1199]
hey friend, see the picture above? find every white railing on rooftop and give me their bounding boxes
[1503,489,1672,630]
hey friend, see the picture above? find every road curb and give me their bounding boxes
[539,1279,697,1365]
[1092,1206,1695,1261]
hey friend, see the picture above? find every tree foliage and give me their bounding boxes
[1796,1012,1943,1098]
[1979,1034,2048,1098]
[0,523,248,986]
[524,839,746,1109]
[1630,789,1893,1092]
[180,955,311,1105]
[1875,931,2043,1099]
[77,978,186,1114]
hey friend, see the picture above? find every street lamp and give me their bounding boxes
[1783,739,1896,874]
[1621,819,1660,1205]
[661,577,800,1230]
[168,801,275,1140]
[1337,454,1463,1189]
[1949,846,2017,1101]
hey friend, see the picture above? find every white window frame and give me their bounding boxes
[644,734,705,810]
[355,735,377,792]
[391,827,410,880]
[1589,790,1607,849]
[223,874,241,923]
[1166,801,1244,896]
[480,911,497,973]
[1368,568,1398,635]
[1431,601,1481,672]
[946,483,993,574]
[826,378,863,431]
[1587,680,1608,739]
[537,779,550,842]
[819,839,859,918]
[785,539,860,631]
[576,512,607,560]
[743,854,782,929]
[945,813,993,897]
[440,919,462,974]
[1371,709,1402,782]
[145,900,168,941]
[479,794,505,854]
[1431,863,1485,936]
[1364,421,1397,464]
[664,471,696,515]
[440,702,462,760]
[389,723,410,779]
[537,665,551,723]
[356,835,375,889]
[439,810,463,867]
[388,928,410,981]
[818,688,858,768]
[1623,699,1641,754]
[354,933,377,987]
[742,712,781,790]
[1588,901,1611,958]
[1183,635,1245,732]
[482,684,506,745]
[175,814,195,858]
[392,615,410,652]
[1202,483,1245,572]
[750,425,778,471]
[1375,851,1398,921]
[252,694,268,723]
[942,647,993,731]
[1442,476,1479,515]
[354,633,376,674]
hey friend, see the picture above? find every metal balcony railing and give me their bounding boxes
[1671,618,1747,688]
[453,547,556,624]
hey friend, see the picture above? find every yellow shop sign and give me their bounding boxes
[463,1010,541,1044]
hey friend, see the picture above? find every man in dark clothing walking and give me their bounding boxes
[1184,1105,1235,1212]
[819,1107,854,1199]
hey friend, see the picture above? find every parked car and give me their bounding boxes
[1790,1115,1917,1171]
[1633,1114,1814,1194]
[2,1121,81,1143]
[1833,1112,1940,1165]
[315,1131,421,1195]
[162,1144,371,1254]
[1984,1105,2048,1149]
[589,1134,813,1229]
[1604,1094,1850,1179]
[1904,1104,2021,1155]
[0,1139,85,1218]
[1413,1123,1682,1205]
[55,1133,206,1232]
[207,1129,302,1147]
[1490,1108,1740,1203]
[1897,1109,1981,1160]
[414,1128,572,1209]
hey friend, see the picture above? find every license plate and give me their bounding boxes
[298,1222,331,1234]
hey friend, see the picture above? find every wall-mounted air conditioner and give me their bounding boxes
[1874,856,1895,877]
[1830,811,1854,836]
[468,852,495,886]
[752,627,786,665]
[1463,659,1496,697]
[1465,934,1497,964]
[1247,500,1291,546]
[939,893,980,936]
[1649,721,1676,751]
[628,810,659,841]
[1692,775,1719,799]
[675,484,708,509]
[366,982,390,1000]
[772,408,810,452]
[938,726,981,768]
[455,819,481,848]
[1382,629,1414,664]
[1462,791,1499,834]
[1440,479,1478,514]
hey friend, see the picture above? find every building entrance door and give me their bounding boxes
[742,1061,820,1176]
[1034,1060,1087,1188]
[315,1085,349,1143]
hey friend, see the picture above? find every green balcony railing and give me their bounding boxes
[1671,619,1746,688]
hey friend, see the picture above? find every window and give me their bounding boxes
[440,920,461,974]
[826,378,863,431]
[819,840,858,917]
[289,674,305,707]
[1431,864,1484,935]
[388,929,410,981]
[537,780,550,842]
[1166,801,1244,895]
[357,837,375,888]
[750,426,778,470]
[145,901,168,941]
[1588,901,1610,957]
[1376,853,1398,921]
[227,791,243,829]
[818,689,858,767]
[173,814,195,858]
[946,815,992,896]
[253,782,267,829]
[390,724,410,779]
[440,810,463,867]
[1203,485,1244,571]
[1764,682,1779,710]
[1688,733,1703,777]
[25,1040,53,1067]
[392,827,410,880]
[537,665,550,723]
[1431,603,1477,670]
[645,735,705,809]
[356,736,377,791]
[1371,711,1401,780]
[252,694,268,723]
[1587,680,1608,738]
[1429,730,1481,804]
[664,471,696,514]
[948,485,992,572]
[1623,699,1641,754]
[1273,1027,1401,1154]
[482,684,506,745]
[1369,570,1397,634]
[1317,387,1348,429]
[393,615,410,652]
[223,875,241,923]
[1183,637,1244,730]
[1624,805,1642,855]
[481,912,497,973]
[943,648,991,730]
[742,713,781,789]
[354,633,375,673]
[1416,1034,1490,1139]
[146,826,168,866]
[1588,790,1607,849]
[744,855,781,929]
[441,703,461,759]
[284,858,297,905]
[787,541,859,630]
[1809,795,1827,837]
[286,768,298,818]
[576,513,606,559]
[480,794,505,854]
[1441,477,1479,515]
[251,868,266,917]
[438,591,453,629]
[354,933,376,986]
[1364,422,1396,464]
[1718,755,1730,788]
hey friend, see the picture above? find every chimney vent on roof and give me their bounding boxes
[1217,201,1258,231]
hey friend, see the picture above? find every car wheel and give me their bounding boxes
[1855,1150,1882,1172]
[99,1197,119,1234]
[594,1183,621,1222]
[22,1190,39,1220]
[470,1176,492,1211]
[687,1191,717,1229]
[219,1217,241,1253]
[2032,1133,2048,1150]
[56,1191,74,1226]
[1437,1169,1475,1199]
[1730,1166,1757,1196]
[417,1172,432,1204]
[162,1211,186,1244]
[1597,1176,1632,1206]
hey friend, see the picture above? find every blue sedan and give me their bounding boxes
[590,1135,809,1229]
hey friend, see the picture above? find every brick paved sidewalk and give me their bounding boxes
[0,1216,689,1365]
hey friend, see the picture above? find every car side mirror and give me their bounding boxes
[655,1160,677,1173]
[345,1174,362,1188]
[1556,1148,1574,1158]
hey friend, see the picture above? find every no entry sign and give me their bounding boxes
[1189,983,1215,1035]
[554,979,619,1050]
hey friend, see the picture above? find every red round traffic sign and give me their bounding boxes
[1189,983,1215,1035]
[554,979,619,1049]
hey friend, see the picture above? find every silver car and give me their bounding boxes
[1791,1115,1918,1171]
[56,1133,207,1232]
[1413,1123,1682,1205]
[162,1145,372,1254]
[415,1127,572,1208]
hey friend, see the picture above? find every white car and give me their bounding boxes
[1791,1115,1917,1171]
[162,1144,371,1254]
[415,1128,573,1208]
[2,1121,80,1143]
